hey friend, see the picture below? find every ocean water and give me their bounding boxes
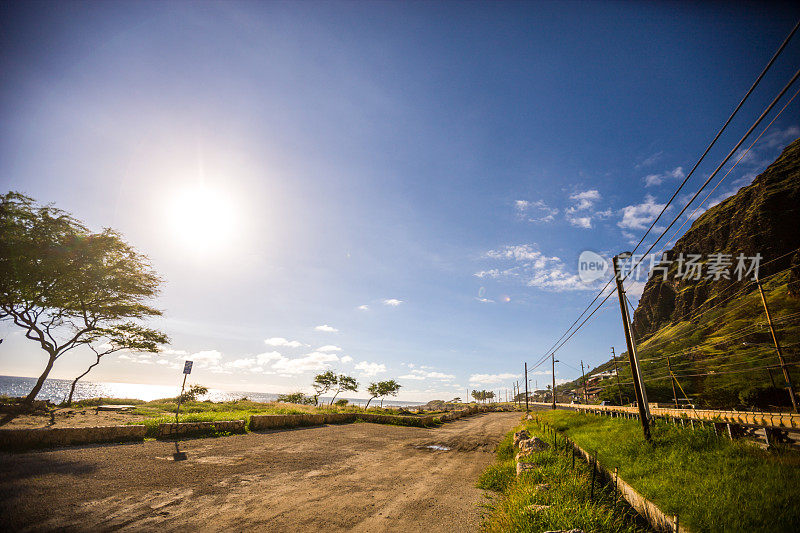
[0,375,421,407]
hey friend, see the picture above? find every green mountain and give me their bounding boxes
[558,138,800,410]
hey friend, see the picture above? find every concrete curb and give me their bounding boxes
[0,425,146,450]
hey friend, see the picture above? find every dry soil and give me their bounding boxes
[0,411,521,532]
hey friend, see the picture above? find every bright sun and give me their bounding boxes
[168,185,237,252]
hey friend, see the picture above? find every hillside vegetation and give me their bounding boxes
[561,138,800,409]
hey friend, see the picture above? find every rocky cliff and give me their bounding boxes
[632,137,800,340]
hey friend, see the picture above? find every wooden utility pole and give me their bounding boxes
[581,360,588,403]
[666,354,679,408]
[524,363,529,412]
[611,347,624,406]
[552,354,558,410]
[613,253,651,441]
[757,276,798,413]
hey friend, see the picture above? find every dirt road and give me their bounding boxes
[0,412,521,532]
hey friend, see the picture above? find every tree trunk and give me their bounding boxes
[364,397,373,410]
[67,354,102,406]
[329,390,340,406]
[380,397,384,408]
[24,353,57,405]
[0,353,56,426]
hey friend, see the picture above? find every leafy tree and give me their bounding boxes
[179,384,209,403]
[334,398,349,407]
[0,193,168,414]
[312,371,337,406]
[365,380,401,409]
[277,392,314,405]
[451,397,462,403]
[329,374,358,405]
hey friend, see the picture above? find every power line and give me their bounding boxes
[535,23,800,366]
[622,66,800,285]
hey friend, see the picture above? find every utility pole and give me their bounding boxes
[611,347,624,406]
[581,360,588,403]
[666,354,679,408]
[757,276,798,413]
[552,353,558,410]
[524,363,529,412]
[613,253,651,441]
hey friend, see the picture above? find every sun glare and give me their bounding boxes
[168,185,237,253]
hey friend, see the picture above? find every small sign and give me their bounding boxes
[183,360,193,374]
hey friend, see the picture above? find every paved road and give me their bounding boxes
[0,412,521,532]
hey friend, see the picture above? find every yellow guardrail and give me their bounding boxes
[529,402,800,429]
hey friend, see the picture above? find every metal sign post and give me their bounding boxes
[175,361,193,423]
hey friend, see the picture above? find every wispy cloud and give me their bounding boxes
[468,372,520,384]
[340,355,353,363]
[515,199,559,223]
[315,324,338,333]
[636,150,663,169]
[643,166,685,187]
[399,369,456,381]
[356,305,369,311]
[382,298,403,307]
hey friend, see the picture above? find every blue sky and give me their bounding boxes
[2,1,799,401]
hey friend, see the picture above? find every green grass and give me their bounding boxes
[479,418,647,533]
[536,410,800,533]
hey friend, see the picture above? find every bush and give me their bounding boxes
[334,399,349,407]
[277,392,315,405]
[178,384,208,403]
[738,385,794,410]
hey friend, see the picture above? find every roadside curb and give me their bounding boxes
[1,405,519,450]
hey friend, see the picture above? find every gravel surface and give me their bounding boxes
[0,411,521,532]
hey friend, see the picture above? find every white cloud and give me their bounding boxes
[256,351,283,366]
[264,337,305,348]
[567,216,592,229]
[316,345,342,352]
[315,324,339,333]
[475,297,495,303]
[515,199,559,223]
[159,348,188,356]
[399,369,455,381]
[564,190,607,229]
[469,372,521,385]
[643,166,685,187]
[271,351,339,374]
[189,350,223,368]
[569,189,601,210]
[340,355,353,363]
[382,298,403,306]
[224,358,262,371]
[618,195,667,230]
[357,305,369,311]
[477,244,595,292]
[355,361,386,376]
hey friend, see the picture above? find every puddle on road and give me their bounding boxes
[416,445,451,451]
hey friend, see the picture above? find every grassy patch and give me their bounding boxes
[480,418,647,533]
[536,410,800,533]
